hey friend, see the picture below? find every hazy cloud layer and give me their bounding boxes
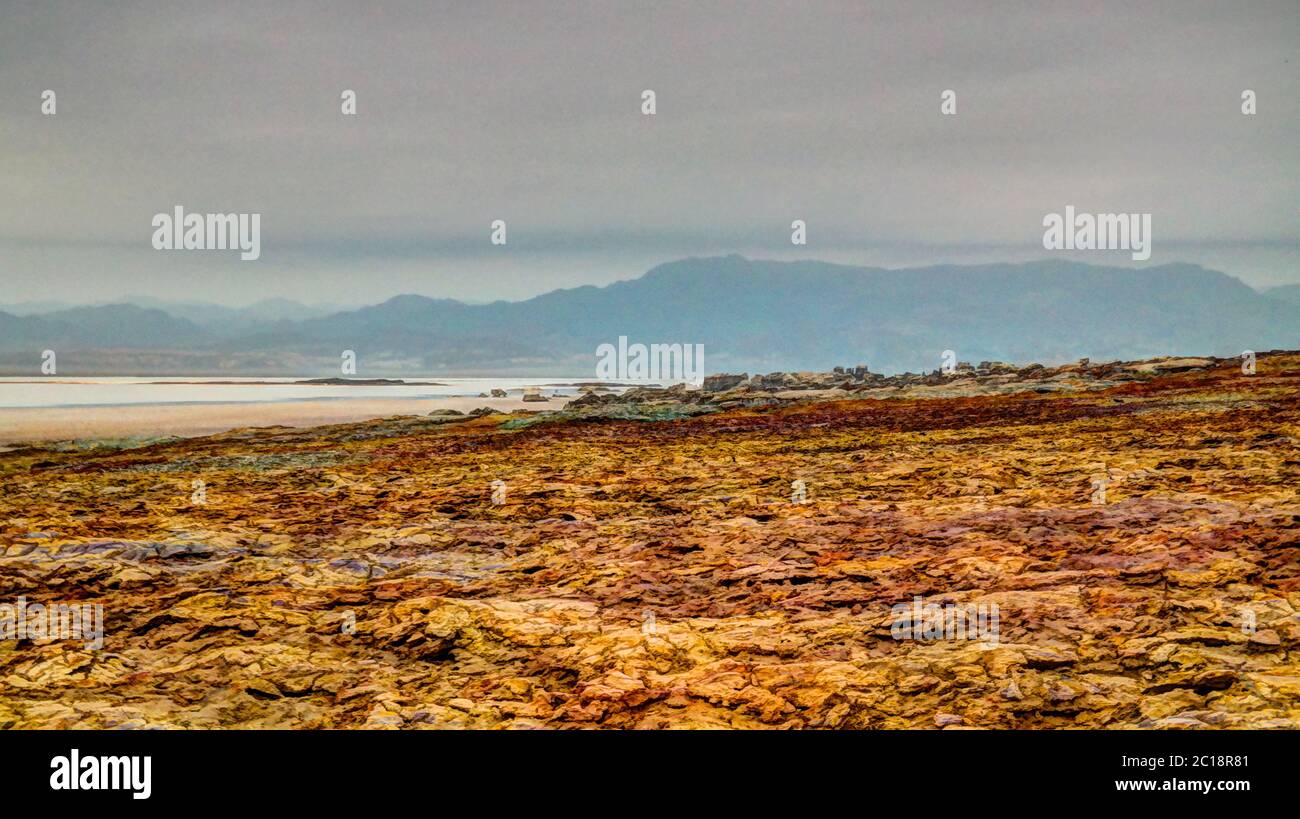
[2,0,1297,305]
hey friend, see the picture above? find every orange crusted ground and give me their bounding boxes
[0,354,1297,728]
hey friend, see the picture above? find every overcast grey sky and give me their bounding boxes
[1,0,1296,307]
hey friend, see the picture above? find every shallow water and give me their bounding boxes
[0,376,590,409]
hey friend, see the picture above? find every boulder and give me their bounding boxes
[703,373,748,392]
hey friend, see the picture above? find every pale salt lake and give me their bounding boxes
[0,377,596,409]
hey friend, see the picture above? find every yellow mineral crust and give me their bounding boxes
[0,354,1297,729]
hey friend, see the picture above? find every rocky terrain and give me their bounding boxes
[0,352,1297,729]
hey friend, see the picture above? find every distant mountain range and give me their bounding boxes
[0,296,341,329]
[1,257,1297,376]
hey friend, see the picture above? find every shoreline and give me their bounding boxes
[0,394,571,445]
